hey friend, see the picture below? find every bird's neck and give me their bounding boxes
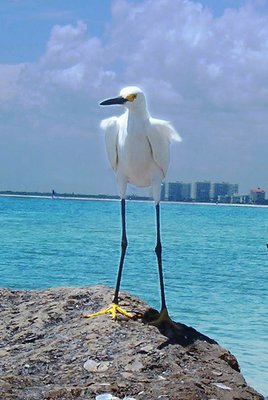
[127,106,150,122]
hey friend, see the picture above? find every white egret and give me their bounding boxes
[85,86,181,323]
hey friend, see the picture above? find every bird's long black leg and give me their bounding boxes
[155,203,167,311]
[112,199,128,305]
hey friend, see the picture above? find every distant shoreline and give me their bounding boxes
[0,193,267,208]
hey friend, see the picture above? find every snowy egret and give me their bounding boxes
[85,86,181,323]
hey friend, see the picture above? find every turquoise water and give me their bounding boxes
[0,196,267,397]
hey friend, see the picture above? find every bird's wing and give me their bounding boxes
[147,118,182,176]
[100,116,119,171]
[150,118,182,142]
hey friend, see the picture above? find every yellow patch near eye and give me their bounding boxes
[126,93,137,102]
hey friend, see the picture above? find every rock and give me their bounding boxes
[96,394,120,400]
[138,344,154,353]
[211,370,223,377]
[83,359,110,372]
[213,383,232,390]
[0,285,264,400]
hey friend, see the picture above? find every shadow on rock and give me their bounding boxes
[141,308,218,349]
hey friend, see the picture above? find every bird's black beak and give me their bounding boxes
[99,96,128,106]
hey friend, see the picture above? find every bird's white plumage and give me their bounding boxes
[100,87,181,203]
[147,117,181,177]
[100,116,119,171]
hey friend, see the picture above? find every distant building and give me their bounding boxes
[250,188,266,204]
[211,182,239,202]
[211,182,229,201]
[240,195,250,204]
[192,181,211,202]
[180,183,192,201]
[164,180,266,205]
[167,182,191,202]
[228,184,239,196]
[167,182,179,201]
[217,195,231,203]
[230,194,249,204]
[160,183,166,201]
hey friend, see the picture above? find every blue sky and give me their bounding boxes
[0,0,112,62]
[0,0,268,195]
[0,0,263,63]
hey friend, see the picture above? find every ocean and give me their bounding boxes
[0,195,267,397]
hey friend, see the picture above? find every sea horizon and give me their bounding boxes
[1,192,268,209]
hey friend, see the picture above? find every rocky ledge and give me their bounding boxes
[0,286,264,400]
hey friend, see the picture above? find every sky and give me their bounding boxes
[0,0,268,196]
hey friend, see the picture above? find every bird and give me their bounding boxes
[84,86,181,323]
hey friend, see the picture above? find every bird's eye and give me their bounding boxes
[126,93,137,102]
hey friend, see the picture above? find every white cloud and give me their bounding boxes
[109,0,268,109]
[0,64,24,104]
[0,0,268,194]
[0,20,118,194]
[107,0,268,192]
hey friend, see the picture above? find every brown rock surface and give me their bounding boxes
[0,285,264,400]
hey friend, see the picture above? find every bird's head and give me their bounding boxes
[100,86,146,111]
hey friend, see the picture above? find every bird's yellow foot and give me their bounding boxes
[84,303,133,320]
[142,307,175,327]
